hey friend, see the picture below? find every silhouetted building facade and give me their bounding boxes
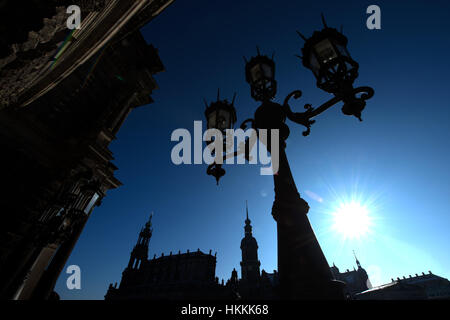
[0,0,174,299]
[105,208,366,300]
[105,215,230,300]
[355,281,427,300]
[355,272,450,300]
[106,207,299,300]
[330,253,371,298]
[105,206,450,300]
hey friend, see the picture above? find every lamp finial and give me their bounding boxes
[321,13,328,28]
[296,30,307,41]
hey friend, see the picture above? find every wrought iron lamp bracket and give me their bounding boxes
[282,86,374,136]
[207,86,374,183]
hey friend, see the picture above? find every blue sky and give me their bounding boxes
[55,0,450,299]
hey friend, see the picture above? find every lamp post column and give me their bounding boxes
[271,144,345,299]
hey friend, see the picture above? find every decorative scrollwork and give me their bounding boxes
[304,103,313,112]
[283,90,302,107]
[341,86,375,121]
[282,86,374,135]
[205,86,374,184]
[283,90,316,136]
[352,86,374,101]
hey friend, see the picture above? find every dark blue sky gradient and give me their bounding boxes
[56,0,450,299]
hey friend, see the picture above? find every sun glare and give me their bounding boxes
[331,201,372,239]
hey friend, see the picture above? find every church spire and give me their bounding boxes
[246,200,250,221]
[127,213,153,269]
[244,200,252,235]
[145,212,153,230]
[353,250,361,269]
[240,201,260,283]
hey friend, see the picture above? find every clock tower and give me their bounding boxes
[240,202,261,283]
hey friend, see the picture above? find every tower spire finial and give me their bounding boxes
[353,250,361,269]
[144,212,153,231]
[321,12,328,28]
[128,214,152,269]
[246,200,249,221]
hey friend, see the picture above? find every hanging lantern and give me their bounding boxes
[204,93,237,133]
[300,26,359,94]
[245,51,277,101]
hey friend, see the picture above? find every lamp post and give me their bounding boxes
[204,17,374,299]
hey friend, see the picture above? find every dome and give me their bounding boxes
[241,235,258,248]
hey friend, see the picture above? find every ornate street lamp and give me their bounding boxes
[203,17,374,299]
[298,15,372,121]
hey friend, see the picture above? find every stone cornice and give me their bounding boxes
[0,0,174,110]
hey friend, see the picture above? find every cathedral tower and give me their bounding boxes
[127,213,153,270]
[240,202,261,283]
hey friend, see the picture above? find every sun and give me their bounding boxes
[331,201,372,239]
